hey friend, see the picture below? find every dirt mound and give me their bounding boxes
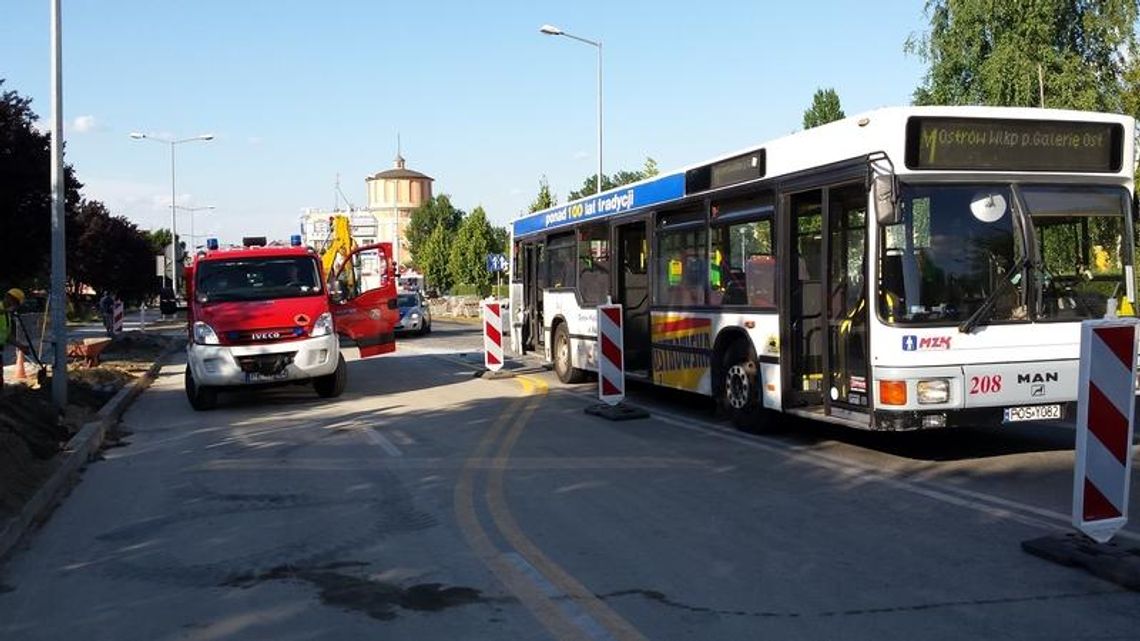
[0,388,67,518]
[102,331,175,363]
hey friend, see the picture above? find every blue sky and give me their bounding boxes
[2,0,928,242]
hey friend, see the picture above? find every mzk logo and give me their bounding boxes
[902,335,951,351]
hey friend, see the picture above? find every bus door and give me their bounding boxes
[615,221,651,372]
[786,183,871,413]
[787,190,825,407]
[826,185,870,412]
[523,242,544,351]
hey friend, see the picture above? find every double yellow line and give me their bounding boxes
[454,376,649,641]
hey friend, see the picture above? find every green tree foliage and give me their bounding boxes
[529,175,558,213]
[802,88,846,129]
[907,0,1139,110]
[448,206,496,295]
[406,194,463,266]
[0,79,83,287]
[567,156,660,201]
[420,225,453,293]
[490,225,509,255]
[67,200,158,302]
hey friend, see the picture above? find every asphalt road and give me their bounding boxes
[1,320,1138,640]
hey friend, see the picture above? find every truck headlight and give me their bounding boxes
[193,321,220,345]
[410,312,421,320]
[917,379,950,405]
[310,312,334,337]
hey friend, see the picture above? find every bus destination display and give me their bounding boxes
[906,117,1122,172]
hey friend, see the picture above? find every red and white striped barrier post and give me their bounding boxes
[1073,318,1138,543]
[112,300,124,335]
[483,301,503,372]
[597,302,624,406]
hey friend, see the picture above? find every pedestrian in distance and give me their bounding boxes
[0,288,26,390]
[99,291,115,337]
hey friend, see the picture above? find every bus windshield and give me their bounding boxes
[878,183,1130,326]
[196,256,323,303]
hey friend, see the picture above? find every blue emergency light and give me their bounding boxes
[290,234,302,247]
[206,238,219,250]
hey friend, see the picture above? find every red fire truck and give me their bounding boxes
[183,235,398,410]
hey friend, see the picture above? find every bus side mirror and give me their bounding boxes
[874,175,901,225]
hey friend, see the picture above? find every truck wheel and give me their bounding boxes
[315,354,347,398]
[718,340,775,432]
[421,320,432,335]
[552,322,586,384]
[185,366,218,411]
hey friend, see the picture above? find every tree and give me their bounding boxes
[420,224,453,293]
[490,225,510,255]
[566,156,660,201]
[802,88,846,129]
[406,195,463,266]
[907,0,1138,110]
[0,79,83,287]
[528,175,558,213]
[67,200,159,303]
[448,206,496,295]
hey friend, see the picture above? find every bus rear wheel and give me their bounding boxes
[719,341,774,432]
[552,322,586,384]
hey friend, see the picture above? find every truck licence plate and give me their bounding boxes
[1003,404,1062,423]
[244,371,289,384]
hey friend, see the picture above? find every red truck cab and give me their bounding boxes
[183,235,397,410]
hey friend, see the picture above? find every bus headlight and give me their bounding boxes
[310,312,334,338]
[193,321,221,345]
[917,379,950,405]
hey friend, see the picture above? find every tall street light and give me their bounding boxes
[130,132,213,298]
[540,24,603,195]
[175,204,216,251]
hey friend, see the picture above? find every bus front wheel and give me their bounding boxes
[719,341,774,432]
[553,322,586,384]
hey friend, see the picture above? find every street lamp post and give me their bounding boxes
[540,24,603,195]
[130,132,213,297]
[175,205,216,251]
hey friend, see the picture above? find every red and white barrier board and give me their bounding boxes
[483,302,503,372]
[1073,318,1138,543]
[112,300,124,334]
[597,303,624,406]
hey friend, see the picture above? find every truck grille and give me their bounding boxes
[224,326,306,345]
[235,352,297,376]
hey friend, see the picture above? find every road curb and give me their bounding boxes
[0,340,184,563]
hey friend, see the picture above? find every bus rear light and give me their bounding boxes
[879,380,907,406]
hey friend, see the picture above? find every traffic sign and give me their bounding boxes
[597,303,624,406]
[1073,318,1138,543]
[485,253,508,273]
[483,301,504,372]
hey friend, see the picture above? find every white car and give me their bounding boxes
[394,292,431,335]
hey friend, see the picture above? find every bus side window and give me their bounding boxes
[578,224,611,305]
[656,226,707,306]
[710,218,773,307]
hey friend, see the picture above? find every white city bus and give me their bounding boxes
[510,106,1136,431]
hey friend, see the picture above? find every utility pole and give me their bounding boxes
[49,0,68,408]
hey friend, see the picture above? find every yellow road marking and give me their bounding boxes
[453,378,593,641]
[485,375,652,641]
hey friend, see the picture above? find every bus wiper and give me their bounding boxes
[958,256,1029,334]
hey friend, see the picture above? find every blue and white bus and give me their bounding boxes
[510,106,1136,431]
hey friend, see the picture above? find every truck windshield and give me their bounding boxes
[878,183,1130,325]
[195,256,323,303]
